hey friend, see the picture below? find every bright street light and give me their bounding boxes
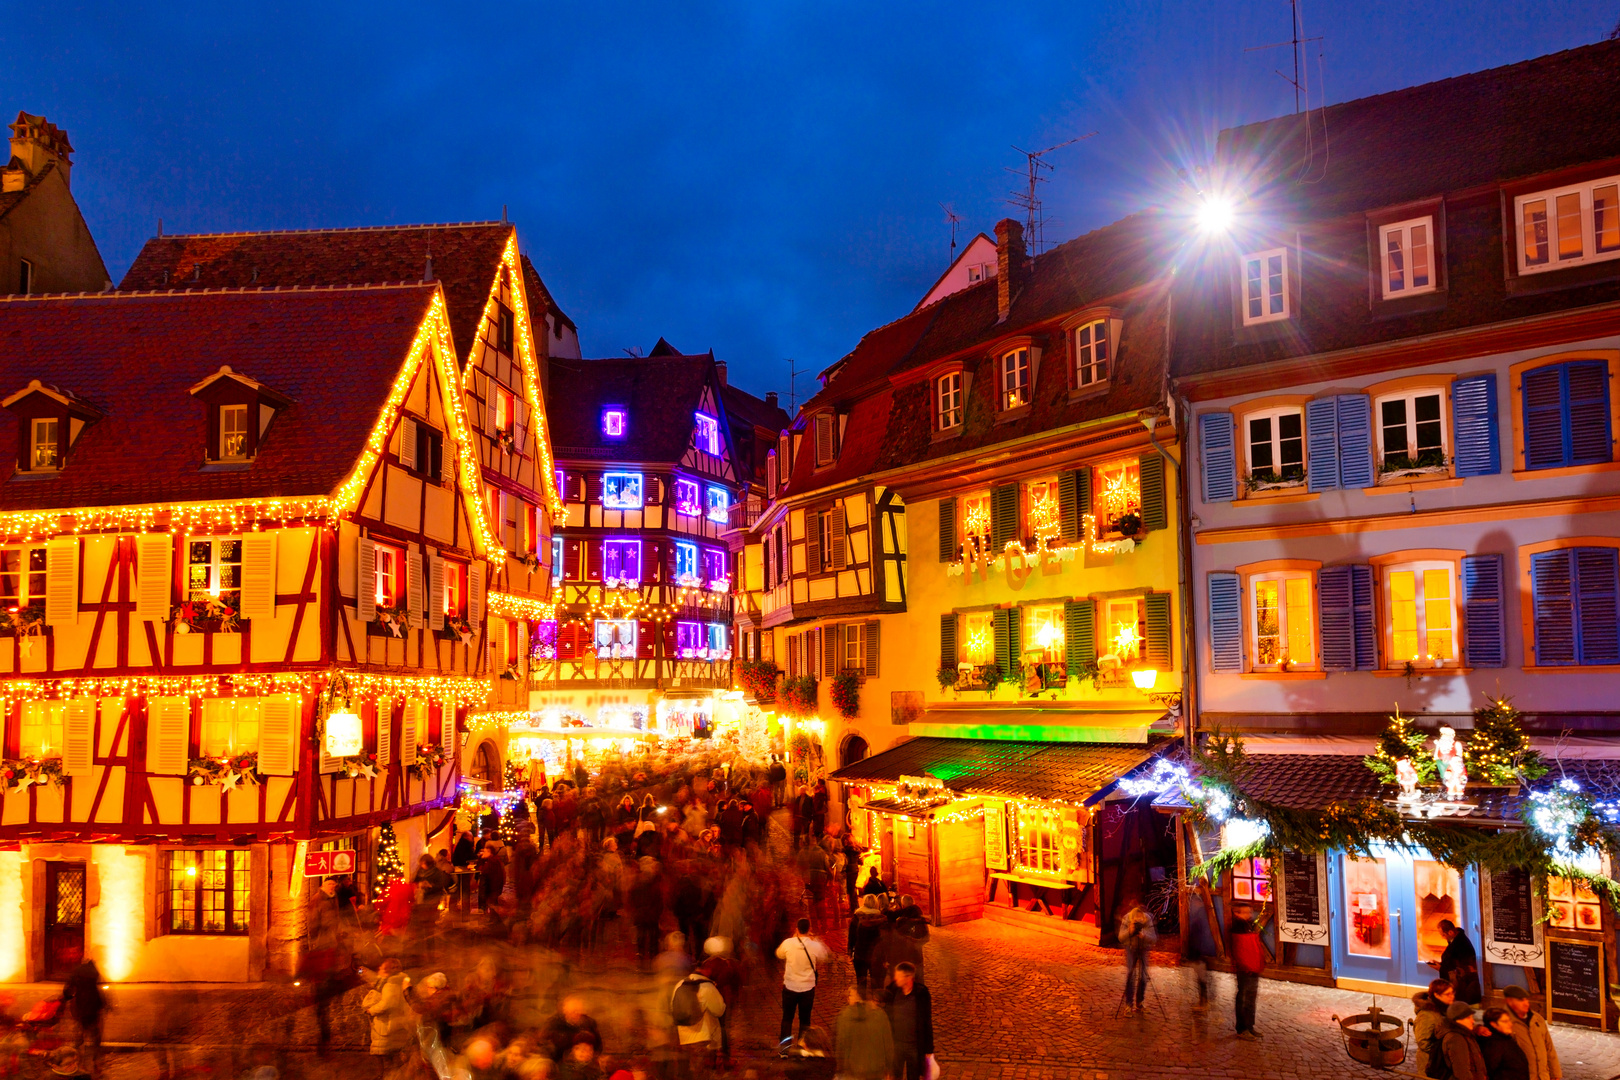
[1196,196,1235,234]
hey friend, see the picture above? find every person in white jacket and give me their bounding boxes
[673,968,727,1074]
[776,918,831,1050]
[360,958,417,1061]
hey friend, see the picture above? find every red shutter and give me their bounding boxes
[638,619,656,659]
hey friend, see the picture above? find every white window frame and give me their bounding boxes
[0,545,47,609]
[201,697,261,757]
[187,537,244,606]
[18,700,64,758]
[593,618,636,659]
[1374,388,1448,469]
[1242,248,1290,325]
[1242,406,1306,480]
[1102,597,1145,664]
[1383,560,1459,669]
[1378,216,1437,298]
[1023,604,1065,664]
[999,348,1030,410]
[937,371,963,430]
[842,622,865,673]
[960,611,994,665]
[602,471,644,510]
[1515,174,1620,275]
[1249,570,1316,671]
[1074,319,1110,388]
[30,417,58,471]
[219,403,250,460]
[694,412,720,455]
[372,542,403,609]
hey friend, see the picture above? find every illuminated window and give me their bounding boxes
[1015,804,1063,877]
[443,560,467,618]
[702,547,728,586]
[31,417,58,470]
[1242,248,1289,325]
[373,543,404,609]
[1024,604,1065,664]
[1376,390,1446,470]
[706,622,729,657]
[1548,875,1603,931]
[1379,217,1435,298]
[602,472,644,510]
[201,698,261,757]
[959,611,994,665]
[694,412,720,455]
[0,546,48,609]
[1244,408,1304,483]
[1000,348,1030,409]
[674,541,700,585]
[1074,319,1109,387]
[219,404,250,460]
[1250,571,1314,669]
[602,539,642,587]
[937,372,963,429]
[705,486,729,523]
[550,537,564,587]
[960,492,992,555]
[676,621,703,658]
[1092,459,1142,536]
[602,408,626,438]
[1229,855,1273,903]
[674,478,701,516]
[1103,597,1144,663]
[1023,477,1061,547]
[18,700,64,758]
[494,386,514,434]
[1386,562,1456,666]
[594,618,636,659]
[1516,175,1620,274]
[188,539,243,608]
[162,849,250,935]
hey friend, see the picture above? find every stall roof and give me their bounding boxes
[831,736,1172,807]
[908,706,1170,744]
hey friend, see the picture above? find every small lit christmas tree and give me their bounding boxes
[504,756,523,792]
[1365,707,1436,786]
[1465,695,1546,786]
[373,819,405,901]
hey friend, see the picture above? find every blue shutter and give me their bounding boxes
[1522,365,1568,470]
[1199,412,1237,503]
[1305,397,1340,491]
[1207,572,1243,673]
[1350,564,1378,670]
[1335,394,1376,489]
[1451,374,1500,477]
[1575,547,1620,665]
[1530,549,1576,666]
[1567,361,1613,466]
[1461,554,1506,668]
[1318,566,1353,671]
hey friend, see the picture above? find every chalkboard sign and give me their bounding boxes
[1279,851,1329,944]
[1547,938,1604,1019]
[1492,868,1535,944]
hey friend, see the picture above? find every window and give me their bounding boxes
[1522,360,1612,470]
[372,543,403,609]
[601,408,626,438]
[1022,478,1061,547]
[1074,320,1110,387]
[961,492,992,556]
[201,698,260,757]
[999,348,1030,409]
[555,468,568,500]
[1385,562,1456,666]
[1092,459,1142,536]
[31,417,58,470]
[444,560,467,619]
[494,386,514,434]
[676,621,703,658]
[1102,597,1144,663]
[695,413,720,455]
[1251,571,1314,669]
[966,263,986,284]
[1242,248,1289,325]
[843,622,865,673]
[674,541,699,586]
[936,372,963,429]
[163,849,250,935]
[219,404,250,460]
[594,618,635,659]
[1529,546,1620,666]
[1024,604,1065,669]
[705,485,729,524]
[18,700,64,757]
[707,623,729,658]
[0,546,47,610]
[1379,217,1435,298]
[774,528,785,584]
[188,539,243,608]
[959,611,994,665]
[1229,855,1273,903]
[18,259,31,296]
[674,478,701,516]
[1244,407,1304,484]
[601,539,642,587]
[403,421,443,477]
[549,537,563,588]
[602,472,644,510]
[1376,390,1446,470]
[813,413,835,466]
[702,547,728,588]
[1516,174,1620,274]
[1015,804,1063,877]
[496,303,515,352]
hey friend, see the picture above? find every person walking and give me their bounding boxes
[304,877,351,1056]
[360,958,416,1066]
[1117,897,1155,1012]
[883,962,934,1080]
[1501,986,1561,1080]
[1479,1007,1531,1080]
[1432,919,1483,1004]
[811,780,829,840]
[791,786,814,850]
[671,964,726,1076]
[698,937,742,1071]
[848,895,887,993]
[59,958,106,1079]
[835,986,895,1080]
[1230,901,1266,1040]
[841,834,865,913]
[1413,979,1455,1078]
[768,755,788,808]
[1439,1001,1487,1080]
[776,917,830,1051]
[881,895,928,986]
[1183,896,1218,1012]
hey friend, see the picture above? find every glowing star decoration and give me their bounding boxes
[1433,725,1469,801]
[1112,621,1142,662]
[1026,483,1060,548]
[1101,463,1140,520]
[1221,816,1270,852]
[965,626,992,663]
[1395,758,1420,800]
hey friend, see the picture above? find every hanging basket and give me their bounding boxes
[1332,1004,1407,1070]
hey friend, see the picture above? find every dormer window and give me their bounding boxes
[936,372,963,430]
[1074,320,1110,388]
[813,413,836,467]
[1000,348,1030,409]
[187,366,289,465]
[602,407,627,438]
[31,418,59,470]
[220,404,250,460]
[695,412,720,455]
[3,378,100,475]
[1242,248,1290,325]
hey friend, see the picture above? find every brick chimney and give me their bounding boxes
[765,391,778,410]
[716,360,728,386]
[995,218,1026,322]
[4,113,74,192]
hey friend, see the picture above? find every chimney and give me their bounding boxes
[423,250,434,282]
[995,217,1026,322]
[716,361,728,386]
[6,113,74,190]
[765,391,778,410]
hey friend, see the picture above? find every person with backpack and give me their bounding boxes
[776,917,831,1051]
[1117,897,1156,1012]
[1438,1001,1487,1080]
[698,937,742,1071]
[835,985,895,1080]
[1413,979,1456,1079]
[1479,1007,1531,1080]
[1230,901,1267,1040]
[671,965,726,1073]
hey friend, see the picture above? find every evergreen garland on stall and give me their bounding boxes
[373,820,405,901]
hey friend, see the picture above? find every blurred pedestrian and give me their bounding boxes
[542,996,601,1062]
[1230,901,1266,1041]
[360,958,416,1063]
[671,964,726,1075]
[777,917,830,1050]
[768,755,788,808]
[791,787,814,850]
[848,895,887,993]
[698,937,741,1070]
[304,877,351,1055]
[1117,896,1155,1012]
[835,985,894,1080]
[60,958,105,1079]
[883,962,933,1080]
[1479,1007,1530,1080]
[1501,985,1561,1080]
[1183,897,1218,1012]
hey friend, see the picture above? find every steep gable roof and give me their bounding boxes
[0,285,440,511]
[546,353,726,465]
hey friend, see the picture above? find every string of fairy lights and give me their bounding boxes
[0,670,492,709]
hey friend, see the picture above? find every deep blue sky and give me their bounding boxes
[6,2,1616,403]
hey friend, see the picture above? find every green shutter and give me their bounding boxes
[993,608,1012,677]
[940,613,957,669]
[938,497,958,562]
[1144,592,1172,669]
[1064,598,1096,670]
[1138,453,1166,532]
[1058,471,1078,541]
[991,484,1018,551]
[1077,468,1092,535]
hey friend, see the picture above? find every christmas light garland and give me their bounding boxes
[486,590,560,622]
[0,669,491,709]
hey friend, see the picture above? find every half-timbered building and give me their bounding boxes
[0,281,491,983]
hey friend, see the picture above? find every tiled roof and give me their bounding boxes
[119,223,514,364]
[521,254,576,333]
[0,285,438,510]
[830,736,1169,806]
[720,382,789,436]
[545,354,718,465]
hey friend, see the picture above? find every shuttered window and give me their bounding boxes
[1200,412,1238,503]
[1138,453,1166,532]
[992,607,1020,680]
[1305,395,1375,491]
[1143,592,1172,669]
[1450,374,1500,477]
[1250,572,1314,669]
[813,413,836,466]
[1319,565,1377,672]
[937,498,958,562]
[864,620,880,678]
[1064,599,1096,671]
[939,614,957,671]
[201,698,261,757]
[1531,547,1620,666]
[1461,554,1506,668]
[990,484,1018,551]
[1206,572,1244,673]
[1521,360,1612,471]
[19,700,65,759]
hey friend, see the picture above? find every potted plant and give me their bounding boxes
[979,663,1005,695]
[736,660,780,702]
[935,665,959,692]
[829,671,861,718]
[1377,449,1448,483]
[1243,465,1306,495]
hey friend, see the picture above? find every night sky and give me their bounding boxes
[6,2,1616,402]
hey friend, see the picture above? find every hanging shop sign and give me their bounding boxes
[304,849,356,878]
[1482,866,1544,965]
[983,800,1008,871]
[1278,850,1330,944]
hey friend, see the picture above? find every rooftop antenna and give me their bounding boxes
[1005,133,1096,254]
[787,357,806,416]
[939,202,964,259]
[1245,0,1329,182]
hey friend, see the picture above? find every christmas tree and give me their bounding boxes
[373,819,405,901]
[1365,707,1436,786]
[1465,696,1547,786]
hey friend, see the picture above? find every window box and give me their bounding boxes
[186,752,260,788]
[170,597,244,635]
[1242,467,1306,496]
[1376,454,1449,484]
[0,600,45,639]
[443,615,474,644]
[1,755,63,792]
[371,604,412,638]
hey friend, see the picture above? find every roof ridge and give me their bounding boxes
[146,221,511,240]
[7,281,440,302]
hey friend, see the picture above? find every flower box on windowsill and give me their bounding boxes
[441,617,473,645]
[1,755,63,792]
[1243,470,1307,497]
[369,607,412,638]
[169,599,245,635]
[1376,453,1448,485]
[0,604,46,639]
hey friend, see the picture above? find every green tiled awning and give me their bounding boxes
[831,736,1170,807]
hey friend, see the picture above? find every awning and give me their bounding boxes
[831,736,1173,807]
[907,705,1172,745]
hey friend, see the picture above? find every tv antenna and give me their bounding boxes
[1245,0,1322,114]
[939,203,964,259]
[787,356,806,415]
[1005,133,1096,254]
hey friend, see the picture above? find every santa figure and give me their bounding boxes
[1395,757,1420,800]
[1434,725,1468,801]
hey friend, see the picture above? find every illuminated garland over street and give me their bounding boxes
[486,590,560,622]
[0,669,491,709]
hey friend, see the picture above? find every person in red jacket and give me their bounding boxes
[1230,901,1268,1041]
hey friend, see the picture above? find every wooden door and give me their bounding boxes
[44,862,86,979]
[894,817,933,915]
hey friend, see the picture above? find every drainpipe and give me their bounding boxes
[1142,412,1195,750]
